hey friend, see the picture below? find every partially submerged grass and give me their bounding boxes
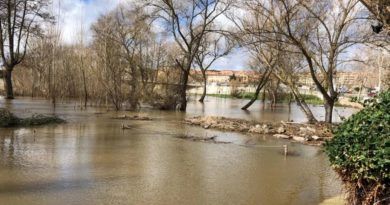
[19,114,65,126]
[207,92,348,107]
[0,109,65,128]
[207,93,326,105]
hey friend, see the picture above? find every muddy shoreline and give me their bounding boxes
[185,116,335,146]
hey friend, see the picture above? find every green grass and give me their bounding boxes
[207,93,325,105]
[301,94,324,105]
[206,92,352,107]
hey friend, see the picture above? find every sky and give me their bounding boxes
[53,0,249,70]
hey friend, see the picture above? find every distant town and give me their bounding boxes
[186,68,384,99]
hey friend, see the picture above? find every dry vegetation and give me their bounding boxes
[1,0,388,120]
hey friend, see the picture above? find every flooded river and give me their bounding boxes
[0,97,357,205]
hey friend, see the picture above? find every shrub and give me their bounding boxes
[325,91,390,205]
[0,109,20,127]
[0,109,64,128]
[19,114,65,126]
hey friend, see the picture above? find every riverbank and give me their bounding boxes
[206,93,362,108]
[185,116,334,146]
[207,93,325,105]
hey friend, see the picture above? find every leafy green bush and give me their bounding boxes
[325,91,390,205]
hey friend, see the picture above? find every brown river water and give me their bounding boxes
[0,96,358,205]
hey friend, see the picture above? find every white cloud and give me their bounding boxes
[212,48,250,70]
[53,0,128,44]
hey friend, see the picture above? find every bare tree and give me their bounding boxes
[242,0,373,123]
[0,0,53,99]
[146,0,233,111]
[92,13,127,110]
[240,49,272,110]
[195,33,233,102]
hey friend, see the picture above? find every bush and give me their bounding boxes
[0,109,20,127]
[0,109,64,128]
[19,114,65,126]
[325,91,390,205]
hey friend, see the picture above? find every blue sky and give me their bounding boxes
[54,0,248,70]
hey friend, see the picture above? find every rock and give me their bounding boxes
[299,127,307,132]
[306,126,316,133]
[277,126,286,134]
[299,126,316,137]
[249,124,270,134]
[262,124,270,134]
[274,134,291,139]
[292,136,306,142]
[312,135,322,141]
[249,126,263,133]
[121,124,133,129]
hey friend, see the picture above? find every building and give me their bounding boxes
[297,70,380,91]
[190,69,260,85]
[188,69,262,95]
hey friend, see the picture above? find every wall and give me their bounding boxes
[188,83,258,95]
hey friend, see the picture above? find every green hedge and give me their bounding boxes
[325,91,390,204]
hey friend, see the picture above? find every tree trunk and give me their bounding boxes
[324,100,334,123]
[178,70,189,111]
[199,78,207,103]
[241,80,264,110]
[291,89,317,124]
[3,68,14,99]
[82,70,88,108]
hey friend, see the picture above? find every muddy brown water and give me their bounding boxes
[0,96,357,205]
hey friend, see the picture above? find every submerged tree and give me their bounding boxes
[195,33,233,103]
[92,4,157,110]
[146,0,233,111]
[0,0,53,99]
[240,0,373,123]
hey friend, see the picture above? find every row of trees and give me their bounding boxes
[1,0,389,123]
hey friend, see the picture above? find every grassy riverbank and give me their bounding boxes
[207,93,326,105]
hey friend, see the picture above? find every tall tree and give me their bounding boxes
[146,0,232,111]
[0,0,52,99]
[195,33,233,103]
[245,0,372,123]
